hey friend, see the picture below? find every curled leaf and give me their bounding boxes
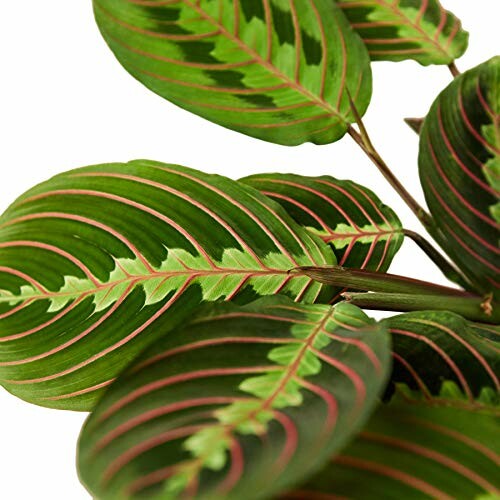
[419,57,500,298]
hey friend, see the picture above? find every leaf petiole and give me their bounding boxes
[291,265,466,297]
[342,291,499,324]
[448,61,461,77]
[402,229,471,290]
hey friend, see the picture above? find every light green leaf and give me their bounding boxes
[93,0,372,145]
[335,0,468,65]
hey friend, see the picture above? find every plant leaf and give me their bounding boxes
[419,57,500,298]
[241,173,404,301]
[0,160,335,410]
[384,311,500,405]
[77,296,391,499]
[93,0,372,145]
[287,394,500,499]
[335,0,468,65]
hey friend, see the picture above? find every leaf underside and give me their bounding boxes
[289,395,500,499]
[335,0,468,65]
[93,0,372,145]
[0,161,335,410]
[242,172,404,301]
[77,296,391,500]
[419,57,500,298]
[383,311,500,405]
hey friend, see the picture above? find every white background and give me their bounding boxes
[0,2,497,498]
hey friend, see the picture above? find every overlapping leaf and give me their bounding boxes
[384,311,499,404]
[287,395,500,499]
[77,296,391,499]
[335,0,468,65]
[0,160,335,410]
[93,0,372,145]
[419,57,500,298]
[242,173,404,300]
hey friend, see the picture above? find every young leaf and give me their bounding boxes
[77,296,391,499]
[287,395,500,499]
[335,0,469,65]
[93,0,372,145]
[0,161,335,410]
[384,311,499,404]
[419,57,500,298]
[241,173,404,289]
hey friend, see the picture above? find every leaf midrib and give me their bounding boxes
[185,0,348,122]
[0,268,291,304]
[167,307,335,487]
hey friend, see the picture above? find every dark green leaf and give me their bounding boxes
[77,296,391,499]
[93,0,372,145]
[335,0,468,65]
[384,311,499,404]
[287,394,500,499]
[241,173,404,301]
[419,57,500,298]
[0,161,335,410]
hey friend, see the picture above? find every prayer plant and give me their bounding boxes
[1,1,498,499]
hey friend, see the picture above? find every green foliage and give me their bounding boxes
[1,2,499,500]
[77,296,391,499]
[241,173,404,279]
[92,0,372,145]
[289,393,500,499]
[335,0,469,65]
[0,161,334,410]
[383,311,499,403]
[419,57,500,298]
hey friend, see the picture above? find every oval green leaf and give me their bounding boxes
[419,57,500,298]
[384,311,500,404]
[288,395,500,499]
[93,0,372,145]
[77,296,391,499]
[0,161,335,410]
[241,173,404,300]
[335,0,469,65]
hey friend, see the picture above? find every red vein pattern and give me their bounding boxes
[77,296,390,499]
[0,160,335,410]
[335,0,468,65]
[288,395,500,499]
[92,0,372,145]
[242,173,404,301]
[384,310,500,403]
[419,57,500,298]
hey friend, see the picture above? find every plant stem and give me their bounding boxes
[347,126,434,230]
[345,97,479,293]
[291,265,468,297]
[404,117,423,135]
[448,61,461,78]
[343,292,499,324]
[402,229,471,289]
